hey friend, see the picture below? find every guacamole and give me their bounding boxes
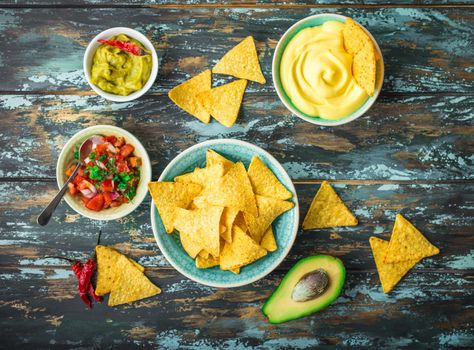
[91,34,152,96]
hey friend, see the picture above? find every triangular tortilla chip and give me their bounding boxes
[220,225,267,270]
[353,41,376,96]
[179,230,202,259]
[173,206,223,257]
[174,163,225,189]
[220,207,240,243]
[196,79,247,128]
[212,36,266,84]
[206,149,234,173]
[343,18,373,56]
[196,253,219,269]
[196,162,258,217]
[244,195,294,244]
[108,255,161,307]
[384,214,440,264]
[95,245,145,296]
[233,211,247,232]
[168,69,211,123]
[148,181,202,233]
[302,181,358,229]
[369,237,418,293]
[230,267,240,274]
[247,156,292,200]
[260,226,277,252]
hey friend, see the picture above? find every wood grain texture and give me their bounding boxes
[0,94,472,180]
[0,181,473,348]
[0,7,473,93]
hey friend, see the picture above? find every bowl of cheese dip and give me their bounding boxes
[273,14,384,126]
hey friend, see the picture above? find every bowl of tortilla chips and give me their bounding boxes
[149,139,299,287]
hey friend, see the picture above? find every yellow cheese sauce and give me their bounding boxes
[91,34,152,96]
[280,21,368,120]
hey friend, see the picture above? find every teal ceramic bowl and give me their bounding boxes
[273,14,384,126]
[150,139,299,288]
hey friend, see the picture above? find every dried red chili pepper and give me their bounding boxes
[72,261,92,308]
[98,39,142,56]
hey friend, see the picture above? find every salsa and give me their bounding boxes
[66,135,141,211]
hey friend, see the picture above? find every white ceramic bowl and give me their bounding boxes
[273,14,384,126]
[57,125,152,221]
[83,27,158,102]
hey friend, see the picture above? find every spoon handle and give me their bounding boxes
[37,162,81,226]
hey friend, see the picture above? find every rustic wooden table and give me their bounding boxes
[0,1,473,349]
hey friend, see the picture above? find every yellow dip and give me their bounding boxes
[280,21,368,120]
[91,34,152,96]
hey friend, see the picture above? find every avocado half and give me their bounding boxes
[262,255,346,324]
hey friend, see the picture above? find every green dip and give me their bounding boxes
[90,34,152,96]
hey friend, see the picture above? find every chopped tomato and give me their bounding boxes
[77,166,85,177]
[86,193,104,211]
[116,161,130,173]
[95,143,108,155]
[105,135,117,144]
[77,179,92,190]
[73,175,86,186]
[120,144,135,158]
[68,183,78,195]
[65,165,76,177]
[114,137,125,147]
[128,156,141,168]
[80,195,90,205]
[110,200,122,207]
[100,179,114,192]
[103,191,113,206]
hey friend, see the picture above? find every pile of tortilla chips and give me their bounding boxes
[148,150,294,273]
[95,245,161,306]
[302,181,358,229]
[168,36,265,128]
[343,18,379,96]
[370,214,440,293]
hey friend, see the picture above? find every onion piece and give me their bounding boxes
[109,191,120,201]
[107,143,117,154]
[80,188,95,199]
[96,161,107,170]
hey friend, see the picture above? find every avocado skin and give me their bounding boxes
[262,255,346,324]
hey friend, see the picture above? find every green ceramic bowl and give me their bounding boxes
[272,13,384,126]
[150,139,299,288]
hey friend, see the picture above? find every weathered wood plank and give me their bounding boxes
[0,7,472,93]
[1,181,472,272]
[0,267,472,349]
[0,94,472,180]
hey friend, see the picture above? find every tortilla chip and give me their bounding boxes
[384,214,440,264]
[173,206,223,257]
[179,230,202,259]
[174,163,225,188]
[234,211,248,232]
[343,18,373,56]
[302,181,358,229]
[95,245,144,296]
[221,207,240,243]
[247,156,292,200]
[244,195,294,244]
[198,250,209,259]
[196,162,258,217]
[353,41,376,96]
[212,36,266,84]
[206,149,234,173]
[196,79,247,128]
[230,267,240,274]
[196,254,220,269]
[260,226,277,252]
[220,225,267,270]
[108,255,161,307]
[369,237,418,293]
[148,181,202,233]
[168,69,212,123]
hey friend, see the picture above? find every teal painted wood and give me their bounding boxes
[0,94,472,180]
[0,7,473,93]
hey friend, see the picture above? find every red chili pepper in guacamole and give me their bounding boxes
[98,39,142,56]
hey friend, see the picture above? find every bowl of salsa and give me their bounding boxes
[57,125,152,221]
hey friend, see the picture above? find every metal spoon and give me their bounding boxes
[37,135,102,226]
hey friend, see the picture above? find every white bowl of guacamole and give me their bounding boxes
[84,27,158,102]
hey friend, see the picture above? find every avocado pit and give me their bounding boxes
[291,269,329,302]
